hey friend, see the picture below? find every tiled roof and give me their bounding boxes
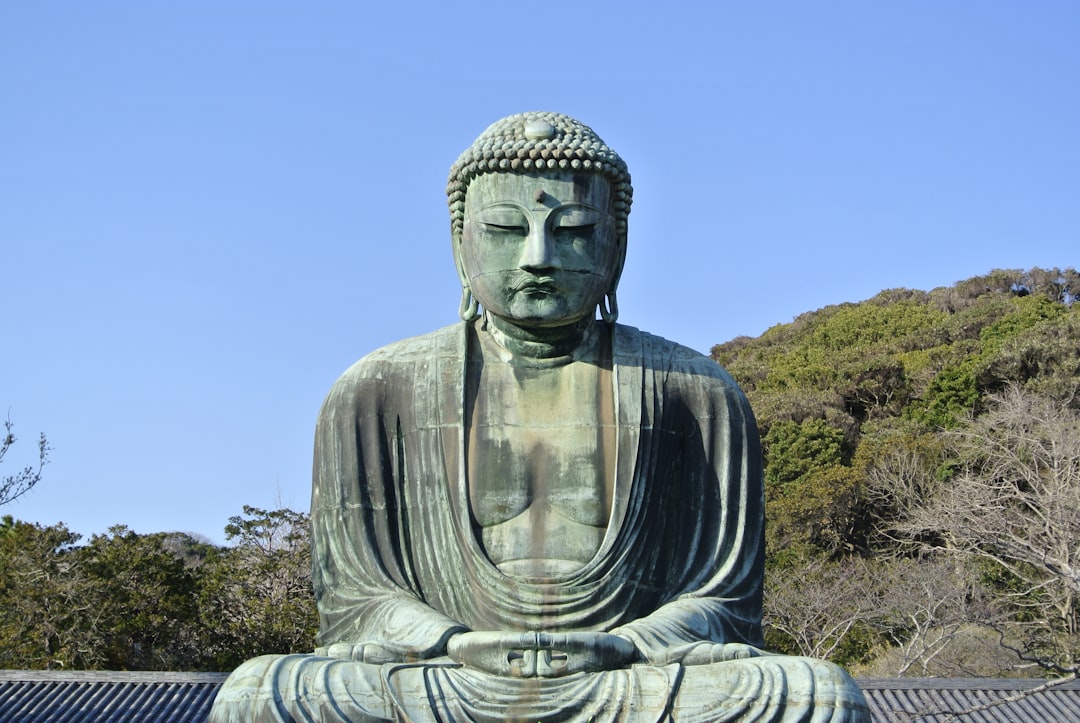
[859,677,1080,722]
[0,670,228,723]
[2,671,1079,722]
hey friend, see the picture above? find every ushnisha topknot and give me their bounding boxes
[447,112,633,241]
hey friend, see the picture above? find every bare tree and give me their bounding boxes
[766,554,1016,678]
[0,417,49,506]
[765,556,888,661]
[881,386,1080,676]
[869,558,1018,678]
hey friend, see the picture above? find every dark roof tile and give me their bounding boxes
[3,671,1079,722]
[859,677,1080,722]
[0,671,228,723]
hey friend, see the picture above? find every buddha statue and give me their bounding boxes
[210,112,870,722]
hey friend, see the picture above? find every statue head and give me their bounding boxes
[447,112,632,325]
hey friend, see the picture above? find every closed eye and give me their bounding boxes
[554,223,596,236]
[483,223,528,234]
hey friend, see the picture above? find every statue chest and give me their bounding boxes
[464,344,616,576]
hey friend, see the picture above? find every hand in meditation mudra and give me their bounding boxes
[211,113,869,722]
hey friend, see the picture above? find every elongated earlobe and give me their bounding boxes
[600,291,618,324]
[459,286,479,321]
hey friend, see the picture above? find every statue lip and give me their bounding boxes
[511,276,558,293]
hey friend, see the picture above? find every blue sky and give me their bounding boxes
[3,2,1077,544]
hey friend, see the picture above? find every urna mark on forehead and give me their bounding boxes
[446,112,633,241]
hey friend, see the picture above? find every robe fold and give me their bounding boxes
[311,322,765,661]
[210,321,869,722]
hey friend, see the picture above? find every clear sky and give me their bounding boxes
[2,2,1077,544]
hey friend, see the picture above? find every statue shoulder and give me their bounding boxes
[615,324,758,436]
[615,324,742,389]
[321,323,463,405]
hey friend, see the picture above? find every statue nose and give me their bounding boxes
[519,225,561,271]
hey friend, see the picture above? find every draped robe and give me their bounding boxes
[209,322,869,722]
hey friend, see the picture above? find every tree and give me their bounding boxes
[78,526,202,670]
[0,417,49,505]
[0,507,321,672]
[0,517,90,669]
[879,386,1080,676]
[764,555,887,665]
[868,558,1012,679]
[0,519,205,670]
[197,506,318,669]
[764,555,1013,677]
[714,270,1079,686]
[762,419,861,555]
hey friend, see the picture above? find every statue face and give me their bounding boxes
[460,171,618,328]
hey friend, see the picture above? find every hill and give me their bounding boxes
[713,267,1080,676]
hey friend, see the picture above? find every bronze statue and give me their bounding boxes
[211,112,869,722]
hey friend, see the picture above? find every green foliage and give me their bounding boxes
[907,363,981,429]
[767,464,863,555]
[80,526,201,670]
[827,622,883,668]
[0,506,317,672]
[0,517,85,669]
[198,506,318,670]
[979,294,1065,349]
[907,294,1072,428]
[764,419,848,486]
[719,268,1080,672]
[988,313,1080,397]
[715,267,1079,561]
[763,419,862,554]
[806,299,949,353]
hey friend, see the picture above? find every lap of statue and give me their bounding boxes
[210,642,867,722]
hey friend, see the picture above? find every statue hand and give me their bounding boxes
[447,631,638,678]
[680,642,769,666]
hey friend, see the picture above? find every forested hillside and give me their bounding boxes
[713,267,1079,677]
[1,268,1076,678]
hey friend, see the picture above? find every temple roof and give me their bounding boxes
[2,670,1079,722]
[860,677,1080,722]
[0,670,228,723]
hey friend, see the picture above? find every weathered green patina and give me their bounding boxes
[210,112,870,722]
